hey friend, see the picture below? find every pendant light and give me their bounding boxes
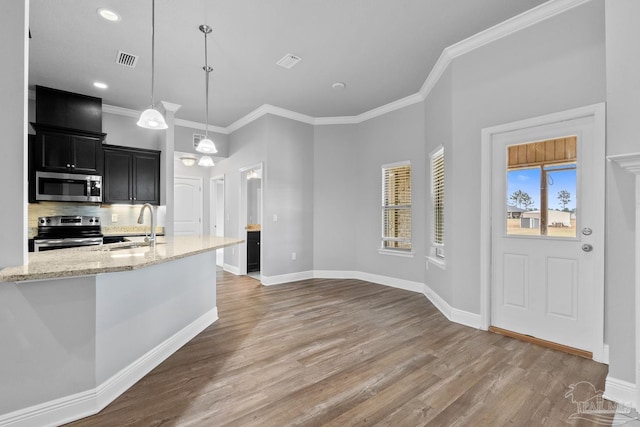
[195,24,218,154]
[198,155,215,167]
[137,0,168,130]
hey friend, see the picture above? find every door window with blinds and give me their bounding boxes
[381,161,412,252]
[430,147,445,260]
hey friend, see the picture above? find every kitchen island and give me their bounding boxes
[0,235,242,427]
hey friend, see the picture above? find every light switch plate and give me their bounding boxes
[273,214,278,222]
[111,214,118,222]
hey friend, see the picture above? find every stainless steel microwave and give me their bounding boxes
[35,171,102,203]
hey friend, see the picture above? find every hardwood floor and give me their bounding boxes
[67,271,612,426]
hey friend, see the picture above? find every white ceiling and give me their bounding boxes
[29,0,547,128]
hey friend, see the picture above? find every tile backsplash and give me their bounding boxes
[28,202,166,228]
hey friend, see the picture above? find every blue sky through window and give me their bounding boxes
[507,166,576,211]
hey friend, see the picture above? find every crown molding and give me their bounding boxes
[160,101,181,113]
[33,0,594,134]
[174,118,229,135]
[608,153,640,175]
[102,104,140,118]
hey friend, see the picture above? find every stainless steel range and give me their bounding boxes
[34,215,103,252]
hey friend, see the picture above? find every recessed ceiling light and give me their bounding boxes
[97,8,121,22]
[93,82,108,89]
[332,82,347,90]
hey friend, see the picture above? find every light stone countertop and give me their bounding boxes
[0,235,243,283]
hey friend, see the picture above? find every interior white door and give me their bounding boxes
[491,114,604,353]
[174,177,202,236]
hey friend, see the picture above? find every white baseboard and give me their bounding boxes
[223,263,240,275]
[604,375,636,409]
[0,307,219,427]
[261,271,314,286]
[423,283,481,329]
[262,269,479,329]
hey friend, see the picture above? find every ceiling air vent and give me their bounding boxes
[276,53,302,69]
[193,133,205,149]
[115,50,139,68]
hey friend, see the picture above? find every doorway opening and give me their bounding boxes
[239,163,263,279]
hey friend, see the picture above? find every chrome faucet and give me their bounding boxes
[137,203,156,245]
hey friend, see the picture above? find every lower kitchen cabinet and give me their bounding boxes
[247,231,260,272]
[103,145,160,205]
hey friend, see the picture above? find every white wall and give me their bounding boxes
[0,0,28,267]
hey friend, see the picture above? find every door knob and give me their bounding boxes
[582,244,593,252]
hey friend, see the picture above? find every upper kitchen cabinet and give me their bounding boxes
[31,124,105,174]
[103,145,161,205]
[30,86,105,175]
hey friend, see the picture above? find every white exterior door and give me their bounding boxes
[490,111,604,355]
[174,177,202,236]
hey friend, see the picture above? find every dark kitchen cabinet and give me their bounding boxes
[103,145,161,205]
[247,231,260,272]
[31,123,105,175]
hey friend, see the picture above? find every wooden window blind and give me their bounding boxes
[382,162,412,250]
[431,148,444,255]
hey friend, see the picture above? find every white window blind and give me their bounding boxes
[431,148,444,258]
[381,162,412,251]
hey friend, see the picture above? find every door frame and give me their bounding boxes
[238,162,264,276]
[210,174,225,266]
[479,103,606,362]
[174,175,203,236]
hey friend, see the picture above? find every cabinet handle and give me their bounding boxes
[66,164,70,168]
[71,164,75,168]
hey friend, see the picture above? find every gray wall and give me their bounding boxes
[424,67,453,304]
[313,124,359,271]
[0,0,28,267]
[604,0,639,383]
[103,112,160,151]
[354,103,426,283]
[448,0,605,313]
[212,117,267,269]
[264,115,315,276]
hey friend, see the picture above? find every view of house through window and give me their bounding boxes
[382,162,411,250]
[506,137,577,238]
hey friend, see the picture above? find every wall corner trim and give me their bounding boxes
[603,376,637,409]
[0,307,218,427]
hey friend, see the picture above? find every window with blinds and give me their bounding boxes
[381,162,412,251]
[431,147,444,259]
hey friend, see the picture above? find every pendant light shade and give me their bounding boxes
[137,0,167,130]
[137,107,168,129]
[196,137,217,154]
[198,155,215,167]
[196,24,218,154]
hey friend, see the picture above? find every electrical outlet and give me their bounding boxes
[111,214,118,222]
[291,252,296,260]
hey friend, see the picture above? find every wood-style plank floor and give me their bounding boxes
[67,271,612,426]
